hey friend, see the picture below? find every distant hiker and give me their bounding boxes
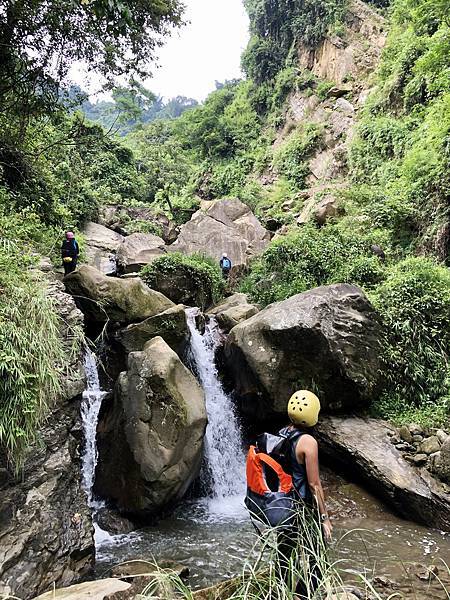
[245,390,331,598]
[220,252,232,279]
[371,243,386,262]
[61,231,80,276]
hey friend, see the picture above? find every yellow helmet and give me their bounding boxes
[288,390,321,427]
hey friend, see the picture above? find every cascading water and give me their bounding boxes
[81,349,107,508]
[186,308,245,501]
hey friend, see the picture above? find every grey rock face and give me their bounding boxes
[0,283,93,599]
[64,265,174,325]
[116,233,167,274]
[170,198,270,268]
[432,437,450,484]
[82,221,124,275]
[95,337,207,516]
[225,284,382,419]
[316,416,450,531]
[116,305,188,353]
[208,293,260,333]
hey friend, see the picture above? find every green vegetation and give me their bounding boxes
[370,258,450,427]
[1,0,449,457]
[0,245,82,468]
[140,253,226,309]
[241,224,387,305]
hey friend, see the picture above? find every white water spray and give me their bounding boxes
[81,349,107,508]
[186,309,245,501]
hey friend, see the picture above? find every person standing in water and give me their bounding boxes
[61,231,80,276]
[278,390,332,599]
[219,252,232,279]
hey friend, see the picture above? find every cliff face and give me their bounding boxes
[0,280,94,600]
[297,0,386,86]
[263,0,387,226]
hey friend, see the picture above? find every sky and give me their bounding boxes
[72,0,250,102]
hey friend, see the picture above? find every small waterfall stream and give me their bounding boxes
[186,308,245,501]
[81,349,106,507]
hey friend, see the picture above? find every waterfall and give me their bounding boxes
[81,349,107,508]
[186,308,245,500]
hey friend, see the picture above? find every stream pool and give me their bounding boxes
[95,467,450,597]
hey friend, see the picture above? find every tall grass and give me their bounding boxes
[0,245,82,470]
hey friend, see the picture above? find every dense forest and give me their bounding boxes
[1,0,449,468]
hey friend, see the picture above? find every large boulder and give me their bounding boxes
[64,265,174,325]
[225,284,382,419]
[170,198,270,268]
[208,293,259,333]
[116,305,188,354]
[316,417,450,531]
[116,233,167,274]
[95,337,207,516]
[431,437,450,484]
[0,284,93,599]
[82,221,124,275]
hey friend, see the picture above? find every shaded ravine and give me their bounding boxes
[86,317,450,597]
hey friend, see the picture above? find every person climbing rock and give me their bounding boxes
[61,231,80,276]
[219,252,232,279]
[277,390,332,599]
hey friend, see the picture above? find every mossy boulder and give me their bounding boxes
[95,337,207,516]
[116,305,188,353]
[64,265,174,325]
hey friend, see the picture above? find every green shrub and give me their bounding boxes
[0,246,76,468]
[241,224,383,305]
[140,252,226,309]
[369,257,450,422]
[273,124,324,187]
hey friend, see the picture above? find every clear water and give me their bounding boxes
[95,468,450,593]
[185,309,245,499]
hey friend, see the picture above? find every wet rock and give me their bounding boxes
[0,281,93,600]
[64,265,174,325]
[110,559,189,580]
[398,425,412,444]
[432,437,450,483]
[225,284,382,419]
[30,579,131,600]
[414,564,439,581]
[116,305,188,354]
[116,233,167,274]
[170,198,270,268]
[420,436,441,455]
[208,293,259,333]
[315,417,450,531]
[95,337,207,517]
[83,221,124,275]
[395,442,414,451]
[95,508,136,535]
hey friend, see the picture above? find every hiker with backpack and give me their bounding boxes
[245,390,332,598]
[219,252,232,279]
[61,231,80,276]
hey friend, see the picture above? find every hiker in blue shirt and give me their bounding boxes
[219,252,232,279]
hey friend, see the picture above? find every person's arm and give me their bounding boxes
[297,435,333,540]
[76,241,80,256]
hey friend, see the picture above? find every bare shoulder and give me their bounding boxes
[297,434,318,451]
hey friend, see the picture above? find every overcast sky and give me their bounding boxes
[72,0,249,102]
